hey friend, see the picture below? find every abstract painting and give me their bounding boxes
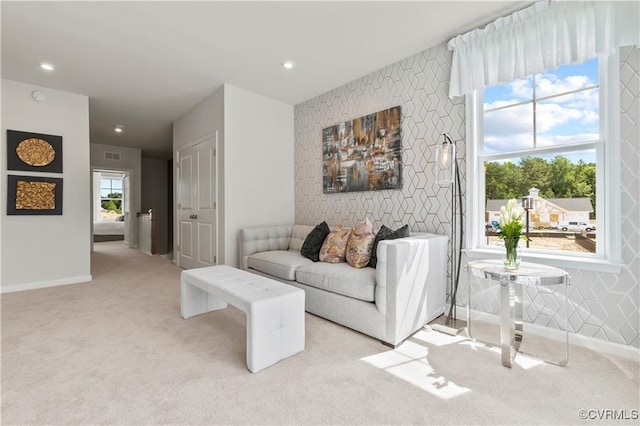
[322,106,401,193]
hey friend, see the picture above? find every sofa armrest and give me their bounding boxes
[238,225,293,270]
[375,233,448,346]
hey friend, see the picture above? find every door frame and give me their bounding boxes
[90,167,133,253]
[175,131,219,268]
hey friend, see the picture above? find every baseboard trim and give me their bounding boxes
[1,275,93,294]
[463,309,639,362]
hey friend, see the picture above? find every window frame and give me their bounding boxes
[464,52,623,273]
[99,177,124,214]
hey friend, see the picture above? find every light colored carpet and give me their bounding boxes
[2,241,638,425]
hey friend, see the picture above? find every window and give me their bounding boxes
[100,177,123,219]
[467,53,621,269]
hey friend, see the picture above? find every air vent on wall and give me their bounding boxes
[104,152,121,160]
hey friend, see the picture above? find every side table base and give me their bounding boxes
[467,260,570,369]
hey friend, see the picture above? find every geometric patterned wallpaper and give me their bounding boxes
[294,43,639,348]
[295,42,465,237]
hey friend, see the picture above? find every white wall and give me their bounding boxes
[172,84,294,267]
[224,85,294,266]
[173,87,224,149]
[173,86,225,261]
[90,143,141,247]
[1,79,91,291]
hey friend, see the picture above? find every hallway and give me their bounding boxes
[91,240,178,280]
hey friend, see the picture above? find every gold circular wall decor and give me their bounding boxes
[16,138,56,167]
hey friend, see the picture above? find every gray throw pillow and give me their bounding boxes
[301,221,331,262]
[368,224,409,268]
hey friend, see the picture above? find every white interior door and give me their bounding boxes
[178,136,217,269]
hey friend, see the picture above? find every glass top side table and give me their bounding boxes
[466,259,570,368]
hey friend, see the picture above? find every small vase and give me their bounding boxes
[503,237,520,270]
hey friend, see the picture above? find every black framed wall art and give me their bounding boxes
[7,175,63,215]
[7,130,63,173]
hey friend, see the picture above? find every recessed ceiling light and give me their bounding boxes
[281,60,295,70]
[114,125,124,133]
[39,63,55,71]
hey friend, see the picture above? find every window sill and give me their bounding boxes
[463,248,624,274]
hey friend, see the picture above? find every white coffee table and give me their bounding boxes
[181,265,305,373]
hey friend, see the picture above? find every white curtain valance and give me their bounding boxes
[447,0,640,98]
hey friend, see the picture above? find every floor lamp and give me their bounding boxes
[431,133,466,335]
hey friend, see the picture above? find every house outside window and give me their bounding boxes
[468,53,622,267]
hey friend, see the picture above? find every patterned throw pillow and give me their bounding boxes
[352,217,374,235]
[346,233,376,268]
[319,228,352,263]
[368,224,410,268]
[346,217,376,268]
[301,221,331,262]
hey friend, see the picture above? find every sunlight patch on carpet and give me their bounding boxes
[360,339,471,400]
[458,340,546,370]
[412,328,468,346]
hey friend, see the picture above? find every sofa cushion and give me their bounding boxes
[296,262,376,302]
[241,226,293,256]
[248,250,312,281]
[300,221,331,262]
[319,228,351,263]
[369,224,409,268]
[289,224,315,252]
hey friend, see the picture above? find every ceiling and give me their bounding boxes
[2,1,527,158]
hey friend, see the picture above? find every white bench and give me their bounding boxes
[180,265,305,373]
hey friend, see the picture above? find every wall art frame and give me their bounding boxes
[7,129,63,173]
[322,106,402,193]
[7,174,63,215]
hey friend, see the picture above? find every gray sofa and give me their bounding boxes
[238,224,448,347]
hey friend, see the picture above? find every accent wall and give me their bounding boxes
[293,43,639,348]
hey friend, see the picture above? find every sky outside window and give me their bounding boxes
[101,178,123,197]
[483,58,599,162]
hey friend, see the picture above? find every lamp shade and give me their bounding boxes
[435,142,455,185]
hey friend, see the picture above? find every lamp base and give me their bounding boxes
[429,314,467,336]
